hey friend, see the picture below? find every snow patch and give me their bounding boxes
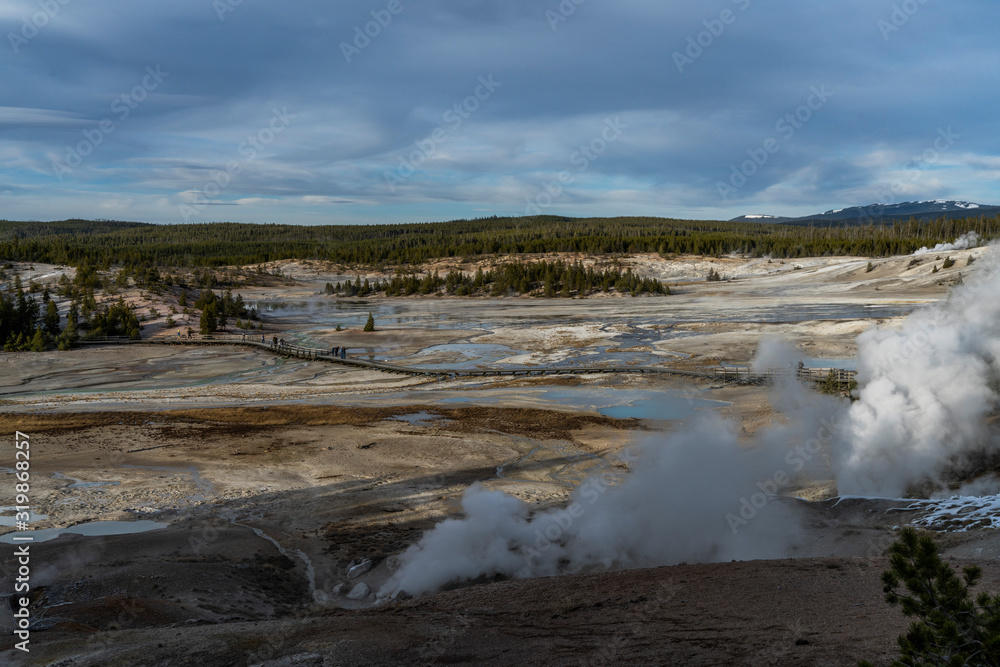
[908,495,1000,531]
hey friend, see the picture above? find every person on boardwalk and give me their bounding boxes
[241,333,246,342]
[340,347,346,359]
[260,334,265,344]
[272,335,278,348]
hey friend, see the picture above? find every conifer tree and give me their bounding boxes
[861,527,1000,667]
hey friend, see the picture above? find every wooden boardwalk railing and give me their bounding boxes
[77,334,858,386]
[710,365,857,385]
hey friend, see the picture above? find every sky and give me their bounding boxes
[2,0,999,226]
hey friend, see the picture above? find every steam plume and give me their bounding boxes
[382,254,999,597]
[382,411,813,597]
[833,263,1000,496]
[913,231,979,255]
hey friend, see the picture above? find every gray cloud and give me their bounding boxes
[2,0,999,223]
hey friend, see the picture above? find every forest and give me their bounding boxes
[1,214,997,269]
[0,260,259,350]
[327,259,668,298]
[0,269,139,351]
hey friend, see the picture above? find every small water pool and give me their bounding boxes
[0,520,168,544]
[597,395,727,420]
[388,411,450,426]
[52,472,121,489]
[437,387,729,421]
[0,507,48,527]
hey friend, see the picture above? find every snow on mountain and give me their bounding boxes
[734,200,998,225]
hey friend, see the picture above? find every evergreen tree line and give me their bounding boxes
[0,275,45,350]
[324,260,668,298]
[194,287,255,334]
[1,215,997,269]
[0,272,142,351]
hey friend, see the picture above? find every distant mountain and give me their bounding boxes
[729,214,794,223]
[732,200,1000,226]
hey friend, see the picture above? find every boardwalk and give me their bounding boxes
[77,335,858,386]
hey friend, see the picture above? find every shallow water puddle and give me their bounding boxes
[388,411,450,427]
[438,386,728,421]
[0,507,48,527]
[52,472,121,489]
[0,520,167,544]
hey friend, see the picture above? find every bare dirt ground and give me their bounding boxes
[1,248,997,665]
[8,407,1000,666]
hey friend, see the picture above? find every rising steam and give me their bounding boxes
[913,231,980,255]
[382,254,999,598]
[833,263,1000,496]
[382,415,805,597]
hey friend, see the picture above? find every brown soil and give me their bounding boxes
[10,556,1000,666]
[3,250,998,666]
[0,405,631,439]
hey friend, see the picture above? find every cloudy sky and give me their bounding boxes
[2,0,999,225]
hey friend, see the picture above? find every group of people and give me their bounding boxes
[175,328,347,359]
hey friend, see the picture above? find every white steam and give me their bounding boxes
[382,256,999,597]
[382,401,830,598]
[751,335,804,374]
[834,263,1000,496]
[913,231,979,255]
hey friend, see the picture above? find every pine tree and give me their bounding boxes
[363,312,375,332]
[29,326,47,352]
[200,301,218,335]
[64,304,79,342]
[860,527,1000,667]
[43,300,61,336]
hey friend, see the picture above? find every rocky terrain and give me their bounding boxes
[1,247,997,665]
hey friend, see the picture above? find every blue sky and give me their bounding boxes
[2,0,999,225]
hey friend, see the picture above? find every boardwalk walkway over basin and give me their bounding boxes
[77,335,858,387]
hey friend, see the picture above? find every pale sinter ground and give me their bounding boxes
[1,247,997,666]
